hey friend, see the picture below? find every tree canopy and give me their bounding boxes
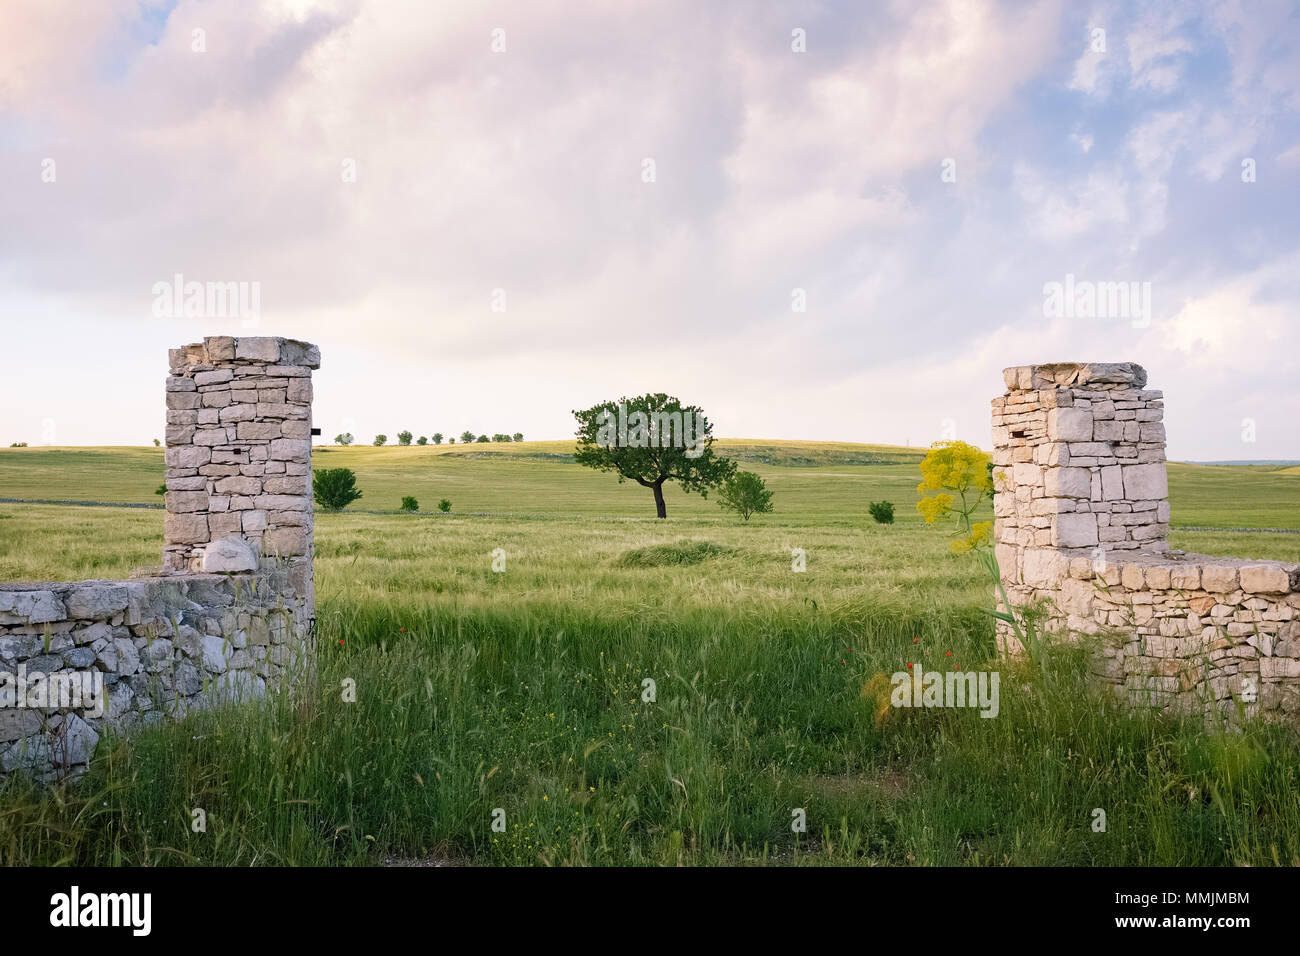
[572,393,735,518]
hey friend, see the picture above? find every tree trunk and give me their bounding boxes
[653,480,667,519]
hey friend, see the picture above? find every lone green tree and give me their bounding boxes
[572,394,735,518]
[717,471,773,521]
[313,467,363,512]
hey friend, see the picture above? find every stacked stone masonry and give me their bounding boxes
[993,362,1300,722]
[0,337,319,781]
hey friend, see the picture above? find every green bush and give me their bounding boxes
[438,499,452,513]
[717,471,773,521]
[868,500,895,524]
[313,467,363,512]
[397,431,413,446]
[400,496,419,512]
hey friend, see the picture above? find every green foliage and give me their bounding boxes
[868,500,895,524]
[373,435,387,447]
[4,513,1299,867]
[437,499,451,513]
[717,470,773,521]
[8,442,27,448]
[512,433,523,442]
[416,436,428,446]
[460,431,475,444]
[334,433,354,446]
[614,540,733,567]
[476,435,490,443]
[152,438,160,447]
[400,496,419,512]
[431,433,443,445]
[397,431,413,446]
[313,467,363,512]
[154,484,166,496]
[572,393,736,518]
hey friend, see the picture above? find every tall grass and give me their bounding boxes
[1,483,1297,865]
[3,590,1298,866]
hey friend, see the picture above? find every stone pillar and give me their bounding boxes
[992,362,1169,589]
[163,337,320,591]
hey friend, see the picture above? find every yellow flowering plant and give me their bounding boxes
[915,441,1047,669]
[915,440,994,553]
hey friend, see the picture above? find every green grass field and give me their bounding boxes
[1,443,1298,866]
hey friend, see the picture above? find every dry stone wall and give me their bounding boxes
[993,363,1300,721]
[0,337,319,781]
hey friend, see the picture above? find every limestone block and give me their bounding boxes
[194,369,233,387]
[166,445,211,468]
[1022,548,1067,588]
[0,590,65,627]
[235,338,281,362]
[1145,566,1171,589]
[201,536,259,573]
[1043,466,1091,498]
[1121,462,1167,500]
[1053,512,1098,548]
[1239,565,1291,595]
[268,438,311,462]
[203,336,236,361]
[64,585,129,619]
[1046,407,1093,442]
[1201,566,1239,593]
[164,491,208,513]
[164,512,209,545]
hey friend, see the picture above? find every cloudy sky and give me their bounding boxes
[1,0,1297,460]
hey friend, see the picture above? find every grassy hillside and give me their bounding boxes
[0,442,1296,528]
[2,441,1299,867]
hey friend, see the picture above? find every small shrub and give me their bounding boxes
[512,432,523,442]
[313,467,363,512]
[397,430,413,446]
[373,434,387,446]
[437,499,452,513]
[460,431,475,444]
[868,500,895,524]
[400,496,419,512]
[717,471,773,521]
[476,435,490,443]
[9,442,27,447]
[431,433,443,445]
[152,438,160,447]
[416,436,427,446]
[155,484,166,496]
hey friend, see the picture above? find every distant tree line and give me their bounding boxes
[332,431,524,446]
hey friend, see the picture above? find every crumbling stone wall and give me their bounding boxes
[993,363,1300,721]
[0,337,319,781]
